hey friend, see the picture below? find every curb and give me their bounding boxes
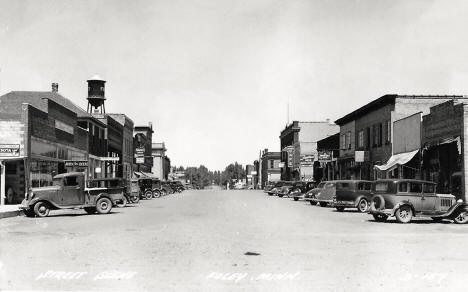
[0,210,23,219]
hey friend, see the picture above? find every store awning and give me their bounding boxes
[374,149,419,171]
[133,171,146,178]
[141,171,159,179]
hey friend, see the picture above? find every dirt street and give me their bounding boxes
[1,189,468,291]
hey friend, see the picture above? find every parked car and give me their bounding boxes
[20,172,122,217]
[304,181,327,205]
[170,181,185,192]
[267,181,285,196]
[263,182,276,194]
[161,181,174,195]
[369,179,468,224]
[137,178,154,199]
[277,181,294,197]
[291,181,316,201]
[332,180,373,212]
[315,181,338,207]
[87,177,129,207]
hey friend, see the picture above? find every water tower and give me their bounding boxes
[86,75,106,114]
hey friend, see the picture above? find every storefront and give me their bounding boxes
[29,137,88,187]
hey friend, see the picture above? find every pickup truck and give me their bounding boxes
[20,172,125,217]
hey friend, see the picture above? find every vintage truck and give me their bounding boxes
[20,172,125,217]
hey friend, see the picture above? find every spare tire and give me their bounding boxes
[372,195,385,210]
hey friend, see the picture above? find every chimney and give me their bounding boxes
[51,83,58,93]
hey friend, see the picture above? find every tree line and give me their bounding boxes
[174,162,246,189]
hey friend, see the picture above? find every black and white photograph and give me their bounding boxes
[1,0,468,291]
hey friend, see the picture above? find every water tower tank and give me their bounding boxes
[87,74,106,113]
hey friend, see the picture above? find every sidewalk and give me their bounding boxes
[0,204,23,219]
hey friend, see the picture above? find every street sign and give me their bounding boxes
[251,171,257,175]
[64,160,88,167]
[318,151,332,162]
[0,144,20,157]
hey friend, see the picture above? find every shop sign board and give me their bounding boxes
[318,151,332,162]
[136,157,144,164]
[355,151,370,162]
[300,154,315,167]
[0,144,20,157]
[100,157,120,162]
[283,146,294,167]
[135,147,145,154]
[64,160,88,167]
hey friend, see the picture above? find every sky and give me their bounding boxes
[1,0,468,171]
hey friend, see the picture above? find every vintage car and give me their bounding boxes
[291,181,316,201]
[369,179,468,224]
[304,181,327,205]
[137,178,154,199]
[161,181,174,195]
[87,177,128,207]
[20,172,123,217]
[332,180,373,212]
[267,181,285,196]
[263,182,276,194]
[277,181,294,197]
[315,181,339,207]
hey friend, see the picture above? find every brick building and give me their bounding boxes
[421,100,468,200]
[260,149,281,188]
[280,121,339,181]
[335,94,467,181]
[0,87,88,204]
[134,123,154,173]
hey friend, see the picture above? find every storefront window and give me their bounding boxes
[30,160,58,187]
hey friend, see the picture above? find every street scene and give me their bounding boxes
[2,188,468,291]
[2,0,468,291]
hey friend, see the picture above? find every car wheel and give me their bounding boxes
[33,201,50,217]
[372,214,388,222]
[96,197,112,214]
[336,206,345,212]
[23,208,35,217]
[357,198,369,213]
[319,202,327,207]
[116,197,127,208]
[161,189,167,196]
[153,190,161,198]
[453,210,468,224]
[84,207,96,214]
[145,190,153,200]
[395,205,413,223]
[293,197,299,201]
[131,195,140,204]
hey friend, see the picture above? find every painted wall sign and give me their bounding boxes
[64,160,88,167]
[0,144,20,157]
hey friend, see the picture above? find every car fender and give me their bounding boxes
[442,202,468,218]
[96,193,113,203]
[353,195,368,207]
[28,198,60,210]
[392,201,415,217]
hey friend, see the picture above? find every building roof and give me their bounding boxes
[87,74,105,82]
[334,94,467,125]
[2,91,91,117]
